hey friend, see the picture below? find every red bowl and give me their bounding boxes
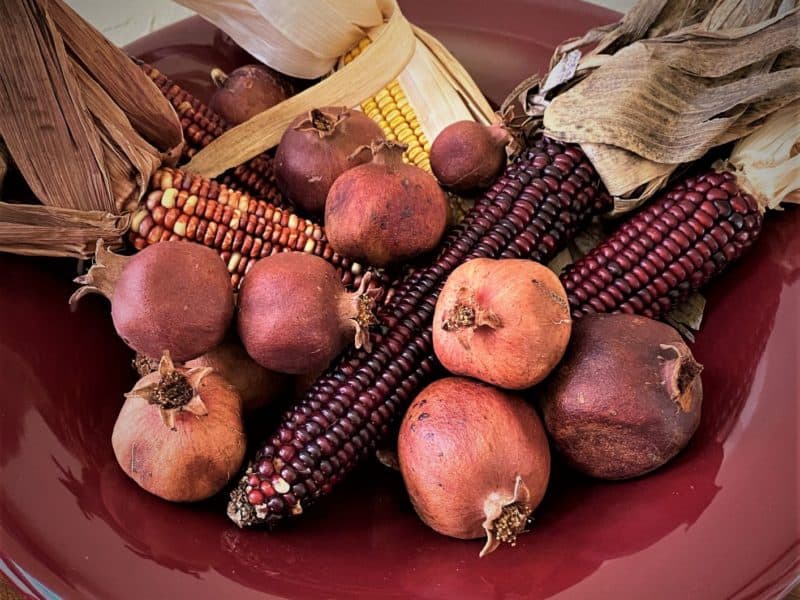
[1,1,798,598]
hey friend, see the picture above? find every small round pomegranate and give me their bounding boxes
[430,121,511,193]
[274,107,384,214]
[325,141,449,267]
[209,65,292,125]
[70,240,234,362]
[112,351,246,502]
[398,377,551,557]
[237,252,380,374]
[542,313,704,480]
[433,258,571,389]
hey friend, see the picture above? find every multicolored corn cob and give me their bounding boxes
[561,170,763,319]
[138,61,283,205]
[227,134,613,526]
[129,167,367,290]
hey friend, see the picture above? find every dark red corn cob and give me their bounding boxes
[138,61,283,205]
[561,169,763,319]
[227,134,613,526]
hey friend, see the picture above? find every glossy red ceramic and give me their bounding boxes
[1,2,798,599]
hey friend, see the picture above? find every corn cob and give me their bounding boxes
[227,134,612,526]
[129,167,367,290]
[138,61,283,205]
[561,169,763,320]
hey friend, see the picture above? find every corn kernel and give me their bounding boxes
[161,188,178,208]
[376,95,393,110]
[227,252,242,272]
[303,238,316,253]
[173,218,187,237]
[131,209,148,233]
[407,146,424,163]
[184,194,198,215]
[384,108,401,124]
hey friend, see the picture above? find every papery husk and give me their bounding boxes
[722,99,800,210]
[0,0,113,212]
[0,0,182,258]
[518,0,800,214]
[174,0,388,78]
[182,0,494,179]
[49,0,183,157]
[0,141,8,196]
[0,202,129,258]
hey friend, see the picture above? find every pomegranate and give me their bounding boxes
[398,377,551,557]
[433,258,571,389]
[325,141,449,267]
[209,65,292,125]
[70,240,234,362]
[237,252,380,374]
[430,120,511,193]
[542,313,703,479]
[112,351,246,501]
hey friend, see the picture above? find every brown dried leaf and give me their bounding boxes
[0,0,113,212]
[48,0,183,158]
[0,140,8,196]
[0,202,128,258]
[71,62,162,212]
[542,5,800,202]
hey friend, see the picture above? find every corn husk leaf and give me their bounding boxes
[409,25,495,130]
[174,0,388,78]
[71,62,162,212]
[185,3,416,178]
[0,140,8,196]
[0,0,183,258]
[0,202,129,258]
[0,0,113,212]
[49,0,183,157]
[519,0,800,213]
[723,99,800,209]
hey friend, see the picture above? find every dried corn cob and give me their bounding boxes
[227,134,612,526]
[342,39,474,222]
[138,61,283,205]
[129,167,367,290]
[561,170,763,320]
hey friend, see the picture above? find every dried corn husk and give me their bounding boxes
[0,0,183,258]
[175,0,388,78]
[518,0,800,213]
[180,0,493,179]
[0,202,129,257]
[0,140,8,196]
[723,99,800,210]
[0,0,112,212]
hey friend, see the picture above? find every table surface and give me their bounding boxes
[3,1,798,599]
